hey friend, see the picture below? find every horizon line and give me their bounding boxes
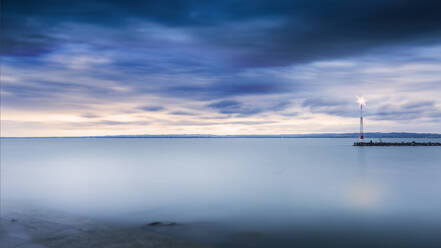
[2,132,441,139]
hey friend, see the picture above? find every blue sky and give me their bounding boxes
[1,0,441,136]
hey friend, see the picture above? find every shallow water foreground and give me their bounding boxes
[2,138,441,247]
[0,204,211,248]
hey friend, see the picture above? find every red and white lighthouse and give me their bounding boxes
[357,97,366,140]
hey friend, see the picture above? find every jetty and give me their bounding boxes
[354,141,441,146]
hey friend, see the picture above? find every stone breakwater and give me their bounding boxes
[354,141,441,146]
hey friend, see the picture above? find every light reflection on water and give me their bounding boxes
[2,138,441,247]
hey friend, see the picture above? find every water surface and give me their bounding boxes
[2,138,441,247]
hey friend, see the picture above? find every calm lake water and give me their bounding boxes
[2,138,441,247]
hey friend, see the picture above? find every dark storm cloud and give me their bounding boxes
[138,105,165,112]
[2,80,112,99]
[207,100,263,115]
[206,99,291,116]
[3,0,441,66]
[208,100,241,109]
[164,77,291,100]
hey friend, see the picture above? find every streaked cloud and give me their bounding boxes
[1,0,441,136]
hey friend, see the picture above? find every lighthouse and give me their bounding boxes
[357,97,366,140]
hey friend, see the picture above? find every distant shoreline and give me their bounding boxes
[2,132,441,139]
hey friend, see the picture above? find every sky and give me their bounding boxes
[1,0,441,137]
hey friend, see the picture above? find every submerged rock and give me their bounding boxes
[148,221,177,227]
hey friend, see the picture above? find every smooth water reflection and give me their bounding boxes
[2,138,441,247]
